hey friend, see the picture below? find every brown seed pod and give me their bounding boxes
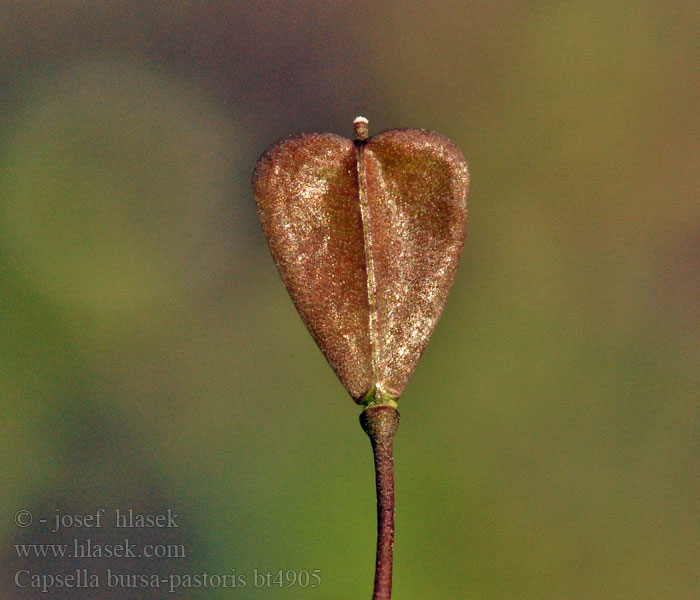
[253,119,469,404]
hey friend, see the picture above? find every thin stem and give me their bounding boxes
[360,404,400,600]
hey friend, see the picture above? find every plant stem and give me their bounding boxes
[360,404,400,600]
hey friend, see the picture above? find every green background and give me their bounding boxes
[1,2,698,598]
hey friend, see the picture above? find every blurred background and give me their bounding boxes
[1,1,698,598]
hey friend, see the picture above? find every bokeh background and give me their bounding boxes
[1,2,698,598]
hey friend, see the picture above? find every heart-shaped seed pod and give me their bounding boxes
[253,118,469,404]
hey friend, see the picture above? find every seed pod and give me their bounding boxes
[253,118,469,404]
